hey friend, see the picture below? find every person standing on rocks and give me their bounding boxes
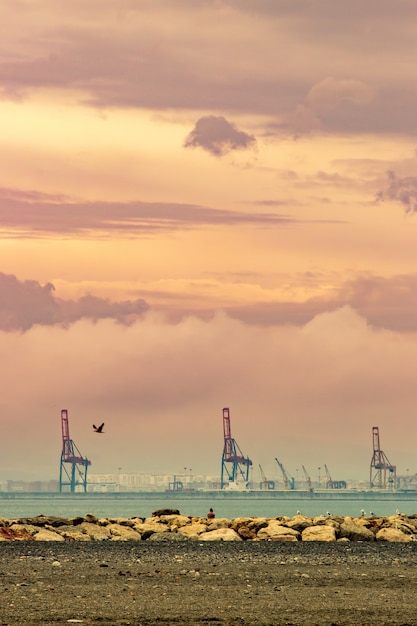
[207,508,215,519]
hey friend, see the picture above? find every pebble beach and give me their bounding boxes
[2,509,417,624]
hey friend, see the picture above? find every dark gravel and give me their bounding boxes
[1,541,417,625]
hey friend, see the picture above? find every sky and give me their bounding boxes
[1,0,417,485]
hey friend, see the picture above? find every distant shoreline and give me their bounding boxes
[1,489,417,501]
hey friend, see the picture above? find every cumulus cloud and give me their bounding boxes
[306,77,374,115]
[291,77,375,134]
[376,170,417,213]
[0,273,149,331]
[184,115,257,156]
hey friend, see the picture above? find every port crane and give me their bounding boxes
[301,465,313,492]
[59,409,91,493]
[221,408,252,488]
[324,464,333,488]
[323,463,347,490]
[370,426,396,490]
[275,457,295,490]
[259,464,275,490]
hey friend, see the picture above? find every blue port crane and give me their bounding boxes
[221,407,252,488]
[59,409,91,493]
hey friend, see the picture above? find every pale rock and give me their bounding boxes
[34,528,65,541]
[79,522,111,541]
[160,514,191,529]
[286,515,314,532]
[199,528,242,541]
[301,525,337,542]
[58,529,91,541]
[376,527,413,542]
[231,517,268,533]
[257,521,300,541]
[206,518,232,531]
[133,521,170,539]
[9,523,39,536]
[177,522,207,538]
[108,523,142,541]
[339,521,375,541]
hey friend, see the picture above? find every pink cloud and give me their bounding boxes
[0,187,296,237]
[0,273,149,331]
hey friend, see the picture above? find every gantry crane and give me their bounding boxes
[370,426,396,490]
[324,464,333,488]
[259,464,275,490]
[221,408,252,488]
[301,465,313,492]
[59,409,91,493]
[275,457,295,490]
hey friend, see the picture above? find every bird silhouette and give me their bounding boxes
[93,423,105,433]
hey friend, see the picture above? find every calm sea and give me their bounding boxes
[1,494,417,519]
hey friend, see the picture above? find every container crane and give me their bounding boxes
[59,409,91,493]
[370,426,396,490]
[259,464,275,490]
[275,457,295,490]
[324,464,333,488]
[221,407,252,488]
[301,465,313,492]
[323,463,347,490]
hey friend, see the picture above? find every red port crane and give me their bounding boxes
[370,426,396,490]
[59,409,91,493]
[221,408,252,488]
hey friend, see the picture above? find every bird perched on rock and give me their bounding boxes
[93,423,105,433]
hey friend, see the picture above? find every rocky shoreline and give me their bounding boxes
[1,507,416,542]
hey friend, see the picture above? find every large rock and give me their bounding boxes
[376,527,413,542]
[206,518,232,531]
[108,523,142,541]
[33,528,65,541]
[133,520,170,540]
[177,522,207,538]
[199,528,242,541]
[0,526,34,541]
[339,520,375,541]
[257,521,300,541]
[79,521,111,541]
[152,508,180,517]
[302,525,337,542]
[286,515,314,532]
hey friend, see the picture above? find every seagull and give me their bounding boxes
[93,423,105,433]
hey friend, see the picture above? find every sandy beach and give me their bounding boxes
[1,541,417,625]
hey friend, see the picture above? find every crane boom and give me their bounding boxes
[275,457,295,490]
[301,465,313,492]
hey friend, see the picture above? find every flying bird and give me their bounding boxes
[93,423,105,433]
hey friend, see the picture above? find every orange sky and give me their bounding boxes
[1,1,417,483]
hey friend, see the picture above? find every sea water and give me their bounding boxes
[1,494,417,520]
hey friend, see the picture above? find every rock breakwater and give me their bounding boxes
[1,508,416,542]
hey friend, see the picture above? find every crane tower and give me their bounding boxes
[59,409,91,493]
[370,426,396,490]
[221,407,252,488]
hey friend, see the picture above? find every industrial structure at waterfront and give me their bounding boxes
[1,407,412,494]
